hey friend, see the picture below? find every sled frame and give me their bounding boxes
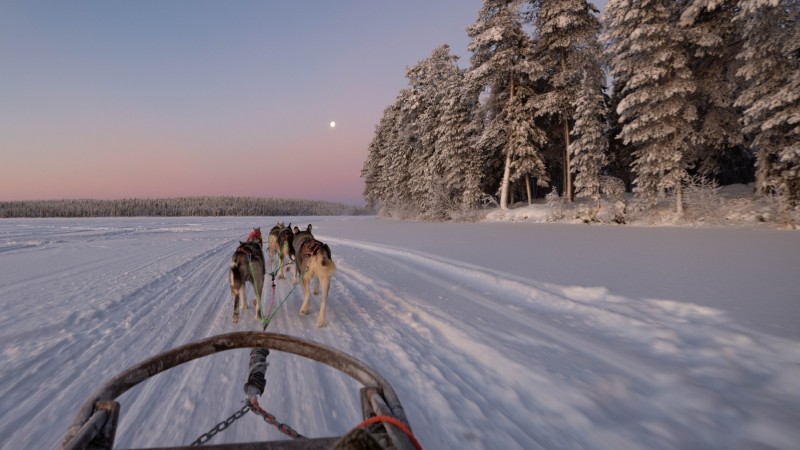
[60,332,415,450]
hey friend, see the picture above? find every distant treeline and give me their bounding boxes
[0,197,374,218]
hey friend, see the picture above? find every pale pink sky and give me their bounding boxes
[1,1,605,206]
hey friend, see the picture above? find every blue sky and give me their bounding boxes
[1,1,605,205]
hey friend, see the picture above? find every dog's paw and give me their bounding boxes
[315,320,325,328]
[299,308,309,315]
[232,313,240,325]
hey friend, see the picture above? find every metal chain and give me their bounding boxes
[190,404,251,446]
[247,399,306,439]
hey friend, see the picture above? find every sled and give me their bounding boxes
[60,332,419,450]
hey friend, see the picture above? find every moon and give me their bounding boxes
[330,121,336,128]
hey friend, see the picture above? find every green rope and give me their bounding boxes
[258,268,307,331]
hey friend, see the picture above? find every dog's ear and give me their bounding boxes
[239,241,246,245]
[307,224,312,232]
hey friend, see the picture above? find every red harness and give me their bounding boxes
[302,240,321,256]
[246,229,263,247]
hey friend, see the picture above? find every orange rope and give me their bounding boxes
[354,415,423,450]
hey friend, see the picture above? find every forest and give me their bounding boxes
[361,0,798,223]
[0,197,373,218]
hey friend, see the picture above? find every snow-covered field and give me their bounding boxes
[1,216,799,449]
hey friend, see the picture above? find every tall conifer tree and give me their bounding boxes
[467,0,546,209]
[529,0,604,201]
[604,0,697,213]
[735,0,800,206]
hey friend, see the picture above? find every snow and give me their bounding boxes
[1,215,799,449]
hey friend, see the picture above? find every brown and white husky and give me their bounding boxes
[291,224,336,328]
[267,222,293,279]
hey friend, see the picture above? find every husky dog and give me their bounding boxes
[291,224,336,328]
[229,229,266,325]
[266,222,285,270]
[275,225,294,279]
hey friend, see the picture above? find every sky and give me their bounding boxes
[0,1,606,206]
[2,215,798,449]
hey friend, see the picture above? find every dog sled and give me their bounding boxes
[60,332,421,450]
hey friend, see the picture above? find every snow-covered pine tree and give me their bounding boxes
[604,0,698,214]
[363,46,479,219]
[404,45,477,218]
[362,102,401,210]
[679,0,745,179]
[430,47,483,212]
[528,0,604,201]
[370,88,419,215]
[508,89,549,203]
[605,64,635,189]
[569,57,609,204]
[399,61,438,216]
[735,0,800,206]
[467,0,544,209]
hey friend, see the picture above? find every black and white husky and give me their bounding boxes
[229,229,266,325]
[291,224,336,328]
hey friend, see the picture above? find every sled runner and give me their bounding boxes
[60,332,420,450]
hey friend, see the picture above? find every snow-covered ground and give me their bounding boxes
[1,216,799,449]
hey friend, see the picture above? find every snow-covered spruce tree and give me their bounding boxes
[569,58,609,204]
[604,0,698,214]
[605,65,635,189]
[508,88,549,204]
[527,0,604,201]
[735,0,800,207]
[431,49,483,212]
[362,102,402,210]
[407,45,470,217]
[467,0,546,209]
[374,88,419,216]
[679,0,745,179]
[399,61,439,216]
[403,45,478,218]
[363,46,478,219]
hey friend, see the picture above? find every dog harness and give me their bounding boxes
[302,240,322,256]
[247,229,263,247]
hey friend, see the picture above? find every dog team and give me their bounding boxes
[229,222,336,328]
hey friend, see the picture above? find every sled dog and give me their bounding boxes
[229,229,266,325]
[291,224,336,328]
[266,222,285,270]
[275,225,294,279]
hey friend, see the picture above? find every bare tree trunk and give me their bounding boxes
[525,177,532,205]
[501,70,516,210]
[563,116,572,202]
[561,54,573,202]
[500,152,512,210]
[675,178,684,216]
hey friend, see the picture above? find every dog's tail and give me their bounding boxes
[229,262,243,295]
[317,244,336,273]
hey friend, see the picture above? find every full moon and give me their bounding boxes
[330,121,336,128]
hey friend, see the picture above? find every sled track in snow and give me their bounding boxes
[3,221,798,450]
